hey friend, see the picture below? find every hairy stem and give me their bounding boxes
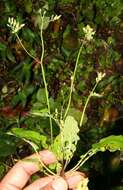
[64,44,83,119]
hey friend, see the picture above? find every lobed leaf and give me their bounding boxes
[92,135,123,153]
[63,116,80,160]
[51,116,80,161]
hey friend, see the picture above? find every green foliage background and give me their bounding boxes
[1,0,123,189]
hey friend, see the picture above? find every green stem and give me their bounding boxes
[40,12,53,143]
[79,81,99,127]
[16,34,38,61]
[70,150,94,172]
[16,16,53,143]
[23,139,56,176]
[64,44,83,119]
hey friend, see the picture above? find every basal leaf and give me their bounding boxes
[51,116,79,161]
[11,128,47,148]
[50,134,63,160]
[78,135,123,169]
[92,135,123,153]
[63,116,80,160]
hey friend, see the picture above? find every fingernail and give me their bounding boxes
[52,178,68,190]
[67,174,83,189]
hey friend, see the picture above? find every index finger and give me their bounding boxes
[0,150,56,190]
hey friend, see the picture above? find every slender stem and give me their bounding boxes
[23,139,56,176]
[16,17,53,143]
[79,81,99,126]
[40,12,53,143]
[16,34,38,62]
[64,158,71,171]
[64,44,83,119]
[63,44,83,170]
[70,150,94,172]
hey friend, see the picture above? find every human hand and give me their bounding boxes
[0,150,86,190]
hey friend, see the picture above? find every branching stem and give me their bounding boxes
[23,139,56,176]
[16,13,53,144]
[16,34,37,61]
[70,150,94,172]
[40,12,53,143]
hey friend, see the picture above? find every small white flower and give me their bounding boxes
[92,92,103,98]
[96,72,106,83]
[7,17,25,34]
[71,75,74,81]
[55,108,58,118]
[50,14,61,22]
[83,25,95,41]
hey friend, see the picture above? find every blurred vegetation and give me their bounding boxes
[1,0,123,189]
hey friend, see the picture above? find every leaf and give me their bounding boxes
[63,116,80,160]
[0,141,16,157]
[31,108,49,117]
[6,48,16,63]
[51,134,63,160]
[36,88,47,104]
[24,0,32,13]
[22,28,35,42]
[77,135,123,169]
[68,108,87,124]
[51,116,80,161]
[0,42,7,51]
[24,85,35,96]
[11,128,47,148]
[36,14,50,30]
[0,135,16,157]
[92,135,123,153]
[0,165,5,178]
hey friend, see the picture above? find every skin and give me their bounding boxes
[0,150,86,190]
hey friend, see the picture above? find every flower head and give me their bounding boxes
[7,17,25,34]
[83,25,95,41]
[50,14,61,22]
[92,92,103,98]
[96,72,106,83]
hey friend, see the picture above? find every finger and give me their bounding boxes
[65,171,87,189]
[0,150,56,190]
[24,171,86,190]
[24,176,54,190]
[41,177,68,190]
[23,176,68,190]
